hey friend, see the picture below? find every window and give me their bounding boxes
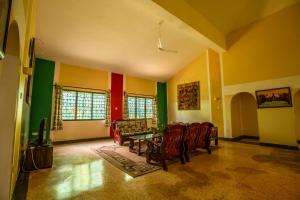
[62,91,76,120]
[128,96,153,119]
[62,90,106,120]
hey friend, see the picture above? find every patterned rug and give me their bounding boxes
[94,145,161,177]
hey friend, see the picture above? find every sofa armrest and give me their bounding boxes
[113,129,122,136]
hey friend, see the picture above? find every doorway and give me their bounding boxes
[231,92,259,140]
[294,90,300,142]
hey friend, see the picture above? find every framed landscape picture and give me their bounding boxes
[177,81,200,110]
[255,87,292,108]
[0,0,12,59]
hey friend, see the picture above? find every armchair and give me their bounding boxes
[183,123,211,162]
[145,124,186,171]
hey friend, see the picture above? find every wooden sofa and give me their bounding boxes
[146,124,186,171]
[112,119,151,145]
[146,122,215,170]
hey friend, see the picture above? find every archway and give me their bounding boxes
[0,21,21,199]
[294,90,300,142]
[231,92,259,139]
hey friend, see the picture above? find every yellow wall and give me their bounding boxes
[223,3,300,85]
[167,52,211,123]
[59,63,108,90]
[0,62,3,77]
[230,95,242,138]
[0,0,37,199]
[258,107,296,145]
[221,3,300,146]
[125,75,156,96]
[208,48,224,136]
[295,90,300,141]
[52,65,158,142]
[51,63,109,142]
[152,0,226,49]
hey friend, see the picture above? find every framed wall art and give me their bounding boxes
[256,87,293,108]
[25,37,36,104]
[0,0,12,59]
[177,81,200,110]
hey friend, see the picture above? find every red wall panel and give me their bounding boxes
[110,73,123,137]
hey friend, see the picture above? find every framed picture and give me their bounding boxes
[0,0,12,59]
[28,37,35,68]
[255,87,293,108]
[25,37,36,104]
[177,81,200,110]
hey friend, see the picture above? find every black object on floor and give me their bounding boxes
[12,172,30,200]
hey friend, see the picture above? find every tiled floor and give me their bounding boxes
[26,139,300,200]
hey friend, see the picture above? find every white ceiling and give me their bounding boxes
[36,0,298,81]
[184,0,300,36]
[36,0,216,81]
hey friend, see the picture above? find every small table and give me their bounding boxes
[25,145,53,171]
[129,133,157,156]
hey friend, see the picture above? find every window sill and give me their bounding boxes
[63,119,106,121]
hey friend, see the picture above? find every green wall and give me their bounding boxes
[29,58,55,141]
[157,82,168,129]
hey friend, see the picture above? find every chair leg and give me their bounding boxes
[207,147,211,154]
[184,150,190,162]
[205,134,211,154]
[215,137,218,146]
[162,160,168,171]
[180,156,185,164]
[146,153,151,164]
[183,142,189,162]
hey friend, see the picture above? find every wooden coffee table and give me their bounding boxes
[128,133,155,156]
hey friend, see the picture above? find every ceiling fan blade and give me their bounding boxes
[158,47,178,53]
[156,20,178,54]
[157,37,163,48]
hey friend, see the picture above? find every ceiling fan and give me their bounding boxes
[157,20,178,53]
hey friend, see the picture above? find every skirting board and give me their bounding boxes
[219,135,259,141]
[219,137,299,150]
[259,142,299,150]
[52,137,112,145]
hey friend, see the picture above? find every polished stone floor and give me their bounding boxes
[26,139,300,200]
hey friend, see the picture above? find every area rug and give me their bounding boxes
[94,144,219,177]
[94,145,161,177]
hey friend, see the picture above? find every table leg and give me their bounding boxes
[138,139,141,156]
[129,138,134,151]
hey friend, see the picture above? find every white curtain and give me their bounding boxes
[123,92,129,119]
[152,96,158,128]
[52,85,63,130]
[105,90,111,127]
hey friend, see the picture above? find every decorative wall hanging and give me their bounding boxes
[0,0,12,59]
[177,81,200,110]
[256,87,293,108]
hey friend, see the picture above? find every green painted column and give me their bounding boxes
[29,58,55,142]
[157,82,168,129]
